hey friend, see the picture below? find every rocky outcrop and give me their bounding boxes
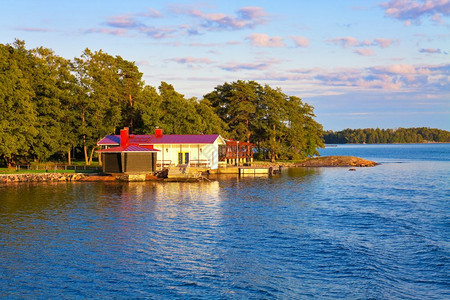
[0,173,87,183]
[295,156,378,167]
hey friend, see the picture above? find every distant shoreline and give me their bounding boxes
[325,142,450,146]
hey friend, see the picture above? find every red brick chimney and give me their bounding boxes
[120,127,129,148]
[155,128,163,138]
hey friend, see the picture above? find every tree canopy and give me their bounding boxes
[204,81,324,161]
[323,128,450,144]
[0,40,324,166]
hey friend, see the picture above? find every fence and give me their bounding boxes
[15,164,102,172]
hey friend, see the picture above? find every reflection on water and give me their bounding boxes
[0,153,449,298]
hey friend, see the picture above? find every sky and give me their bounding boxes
[1,0,449,131]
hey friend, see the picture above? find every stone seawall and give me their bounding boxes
[0,173,86,183]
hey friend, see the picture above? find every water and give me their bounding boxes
[1,145,449,299]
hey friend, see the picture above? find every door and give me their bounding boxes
[178,152,190,165]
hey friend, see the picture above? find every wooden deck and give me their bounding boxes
[212,166,281,175]
[239,167,270,175]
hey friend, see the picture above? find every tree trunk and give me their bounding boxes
[246,119,250,143]
[271,124,276,162]
[88,147,96,166]
[84,144,88,165]
[68,149,71,165]
[82,114,88,165]
[129,94,134,130]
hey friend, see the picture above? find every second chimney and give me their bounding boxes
[155,128,163,138]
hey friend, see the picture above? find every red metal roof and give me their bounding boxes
[128,135,154,144]
[97,145,160,153]
[98,134,222,146]
[150,134,220,144]
[97,135,120,145]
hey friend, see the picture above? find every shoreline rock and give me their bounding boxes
[295,156,378,167]
[0,173,89,183]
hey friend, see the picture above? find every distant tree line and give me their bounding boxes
[0,40,323,167]
[323,128,450,144]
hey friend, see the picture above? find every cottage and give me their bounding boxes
[97,128,253,173]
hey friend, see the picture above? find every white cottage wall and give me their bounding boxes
[153,137,224,170]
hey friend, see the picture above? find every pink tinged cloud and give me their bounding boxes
[171,57,213,64]
[238,7,268,19]
[85,28,127,36]
[141,8,163,18]
[106,15,140,28]
[372,64,417,74]
[139,26,175,39]
[292,36,310,47]
[220,61,273,71]
[181,6,268,30]
[381,0,450,24]
[136,60,150,66]
[373,38,394,48]
[354,48,375,56]
[329,36,360,47]
[247,33,285,47]
[419,48,443,54]
[313,62,450,91]
[15,27,52,32]
[330,36,394,48]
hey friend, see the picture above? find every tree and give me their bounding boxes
[27,46,77,162]
[285,96,324,159]
[132,85,163,134]
[194,98,228,136]
[158,82,202,134]
[0,41,38,167]
[205,80,324,161]
[204,80,259,142]
[115,57,143,130]
[0,40,329,165]
[72,49,124,165]
[256,85,287,161]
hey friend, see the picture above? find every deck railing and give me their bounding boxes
[189,159,210,167]
[156,160,172,168]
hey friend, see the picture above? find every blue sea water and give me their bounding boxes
[0,144,449,299]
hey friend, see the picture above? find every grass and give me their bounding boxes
[0,159,102,174]
[0,168,100,174]
[25,160,100,167]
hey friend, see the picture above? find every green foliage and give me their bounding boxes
[0,40,326,166]
[205,80,324,161]
[0,41,38,166]
[323,128,450,144]
[134,82,228,136]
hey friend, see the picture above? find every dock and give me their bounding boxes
[211,166,282,175]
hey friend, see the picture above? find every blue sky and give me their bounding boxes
[1,0,449,130]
